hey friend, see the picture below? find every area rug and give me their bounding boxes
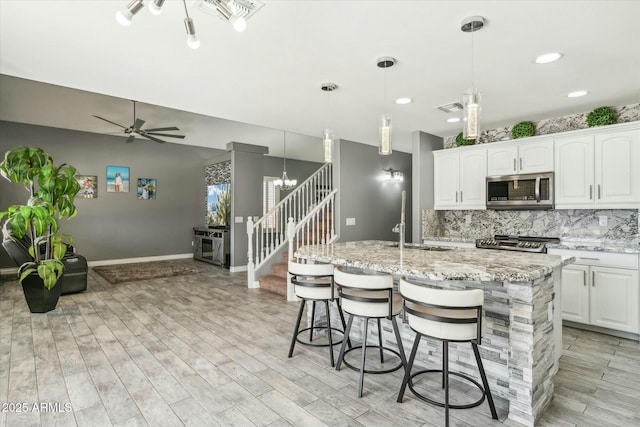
[93,259,208,284]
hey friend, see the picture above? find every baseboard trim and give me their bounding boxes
[563,320,640,341]
[88,253,193,267]
[1,267,18,277]
[229,265,247,273]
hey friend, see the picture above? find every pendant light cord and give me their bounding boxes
[283,131,287,172]
[471,21,475,89]
[383,64,388,113]
[182,0,191,19]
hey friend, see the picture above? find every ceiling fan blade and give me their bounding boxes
[93,115,127,129]
[144,126,180,132]
[144,132,186,139]
[126,134,135,143]
[139,132,167,144]
[133,118,145,131]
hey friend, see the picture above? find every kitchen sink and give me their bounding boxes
[385,243,452,251]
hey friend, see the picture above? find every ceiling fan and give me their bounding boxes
[93,100,185,143]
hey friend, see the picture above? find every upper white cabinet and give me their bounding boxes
[555,127,640,208]
[487,139,554,176]
[434,146,487,210]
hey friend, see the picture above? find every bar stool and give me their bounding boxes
[334,266,407,398]
[397,278,498,426]
[288,260,349,367]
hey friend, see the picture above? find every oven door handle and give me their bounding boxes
[535,176,541,202]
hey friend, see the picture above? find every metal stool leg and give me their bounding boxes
[442,340,446,389]
[336,314,354,371]
[444,341,450,427]
[309,301,316,342]
[337,299,352,349]
[391,316,407,368]
[472,343,499,420]
[397,332,421,402]
[377,318,384,363]
[325,300,335,367]
[358,317,369,398]
[288,299,305,358]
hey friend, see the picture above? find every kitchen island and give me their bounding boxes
[294,240,573,427]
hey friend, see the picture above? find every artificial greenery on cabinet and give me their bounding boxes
[511,121,535,139]
[456,132,475,146]
[586,106,616,127]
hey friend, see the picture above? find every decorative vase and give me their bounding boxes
[21,274,63,313]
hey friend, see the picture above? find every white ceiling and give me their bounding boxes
[1,1,639,161]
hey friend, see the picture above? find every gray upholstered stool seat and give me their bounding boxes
[397,279,498,427]
[333,266,407,398]
[288,260,348,367]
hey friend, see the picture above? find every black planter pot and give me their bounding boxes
[21,274,62,313]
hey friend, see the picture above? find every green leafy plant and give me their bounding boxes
[455,132,475,146]
[587,106,616,127]
[0,146,80,289]
[215,187,231,226]
[511,121,535,139]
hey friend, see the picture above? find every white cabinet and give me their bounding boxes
[548,249,639,335]
[487,139,554,176]
[434,146,486,210]
[555,128,640,208]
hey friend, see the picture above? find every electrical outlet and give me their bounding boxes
[346,218,356,226]
[465,214,472,225]
[599,215,608,227]
[548,302,553,322]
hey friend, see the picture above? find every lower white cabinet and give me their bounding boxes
[549,249,639,334]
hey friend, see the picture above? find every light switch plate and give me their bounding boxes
[235,216,244,223]
[599,215,608,226]
[346,218,356,226]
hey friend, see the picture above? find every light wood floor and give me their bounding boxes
[1,261,639,427]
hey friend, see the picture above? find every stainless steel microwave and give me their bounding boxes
[486,172,554,209]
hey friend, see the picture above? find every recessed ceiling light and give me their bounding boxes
[535,52,562,64]
[447,117,461,123]
[568,90,588,98]
[395,97,413,105]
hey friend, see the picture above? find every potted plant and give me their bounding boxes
[0,146,80,313]
[511,121,536,139]
[587,106,616,127]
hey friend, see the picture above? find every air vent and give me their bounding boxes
[198,0,265,21]
[435,102,464,113]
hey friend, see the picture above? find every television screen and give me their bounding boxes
[207,183,231,227]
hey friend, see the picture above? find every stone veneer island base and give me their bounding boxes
[294,241,573,427]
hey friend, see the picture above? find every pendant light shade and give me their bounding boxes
[115,0,144,26]
[376,57,396,156]
[379,115,392,155]
[461,16,485,140]
[462,89,481,139]
[323,129,334,164]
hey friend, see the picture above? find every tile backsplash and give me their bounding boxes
[423,209,639,241]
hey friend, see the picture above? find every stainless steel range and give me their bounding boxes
[475,235,560,253]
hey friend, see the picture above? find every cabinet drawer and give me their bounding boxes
[548,248,638,269]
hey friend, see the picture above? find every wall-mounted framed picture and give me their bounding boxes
[106,166,130,193]
[137,178,157,200]
[76,175,97,199]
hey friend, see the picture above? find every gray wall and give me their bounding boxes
[411,131,443,242]
[335,139,412,242]
[0,121,224,267]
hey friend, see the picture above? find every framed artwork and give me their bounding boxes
[76,175,97,199]
[137,178,157,200]
[106,166,130,193]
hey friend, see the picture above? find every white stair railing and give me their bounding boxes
[247,163,335,288]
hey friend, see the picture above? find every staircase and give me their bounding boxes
[247,163,337,299]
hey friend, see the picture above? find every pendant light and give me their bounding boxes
[274,131,297,190]
[377,57,396,155]
[115,0,144,26]
[461,16,485,140]
[320,82,337,163]
[183,0,200,49]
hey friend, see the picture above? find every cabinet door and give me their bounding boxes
[561,265,590,324]
[434,151,460,209]
[594,129,640,207]
[554,136,594,208]
[487,143,518,176]
[590,267,639,333]
[459,148,487,209]
[519,140,554,174]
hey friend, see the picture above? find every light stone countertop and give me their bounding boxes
[295,240,572,282]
